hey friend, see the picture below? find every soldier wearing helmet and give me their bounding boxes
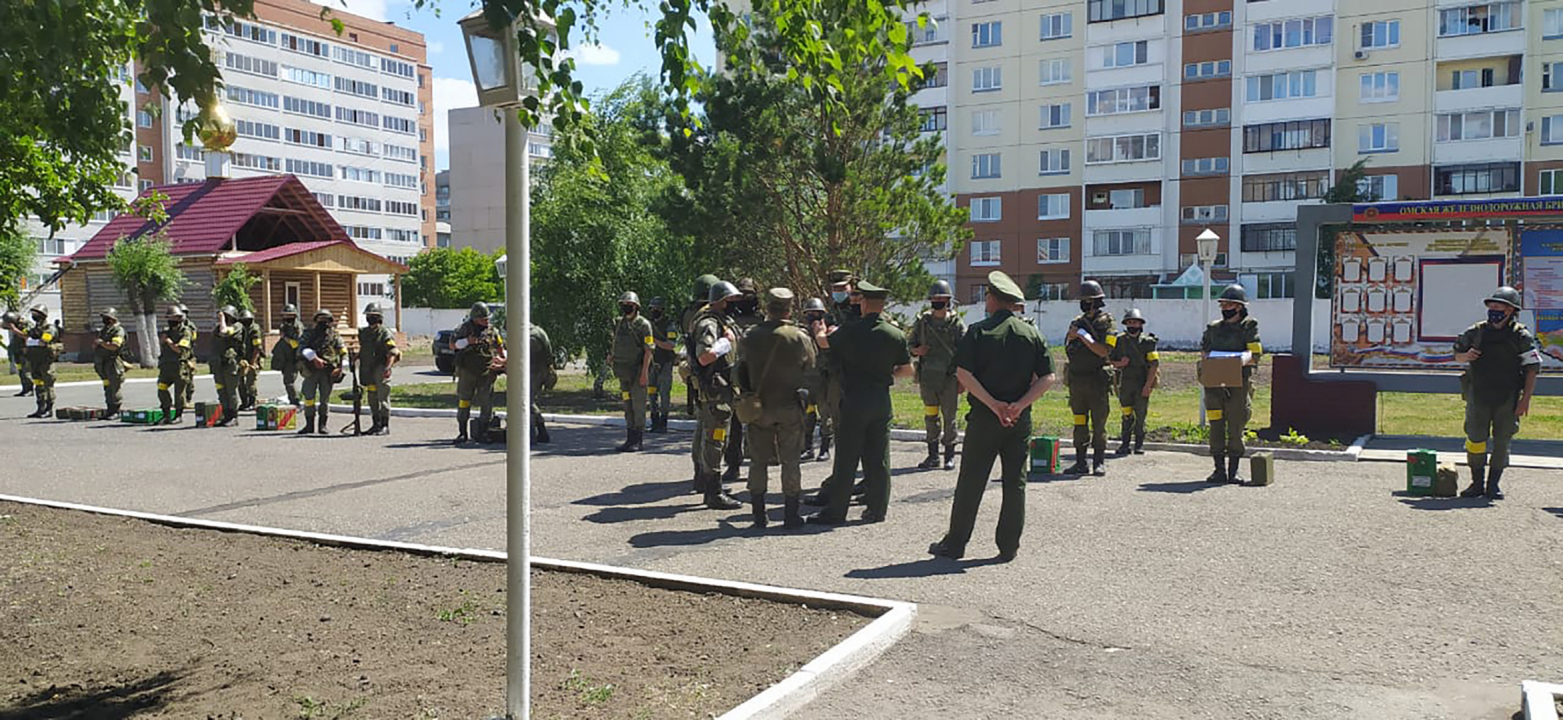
[22,305,62,418]
[2,310,35,397]
[208,305,245,426]
[93,308,128,416]
[178,304,197,410]
[609,291,654,452]
[358,302,401,436]
[799,297,832,461]
[156,305,194,423]
[717,278,765,486]
[237,308,262,411]
[1063,280,1116,477]
[1200,283,1263,484]
[271,303,304,406]
[1109,308,1159,456]
[688,280,745,509]
[1453,286,1541,501]
[679,275,722,492]
[297,308,345,435]
[908,279,965,471]
[645,296,678,434]
[452,301,506,443]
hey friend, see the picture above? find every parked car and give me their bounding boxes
[433,330,456,374]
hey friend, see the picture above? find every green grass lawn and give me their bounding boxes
[386,352,1563,441]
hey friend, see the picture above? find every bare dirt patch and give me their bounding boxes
[0,502,868,719]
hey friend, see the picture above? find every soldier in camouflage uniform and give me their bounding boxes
[689,281,744,510]
[298,308,345,435]
[530,324,555,443]
[211,305,245,426]
[238,309,262,410]
[645,297,678,434]
[453,301,506,443]
[1201,284,1263,484]
[800,298,831,460]
[682,275,720,493]
[1063,280,1116,477]
[23,305,61,418]
[610,291,654,452]
[1110,308,1159,456]
[908,280,965,471]
[180,304,197,410]
[272,303,303,406]
[92,308,128,415]
[357,303,401,436]
[2,311,33,396]
[737,288,817,529]
[1453,287,1542,501]
[157,305,194,423]
[721,278,764,483]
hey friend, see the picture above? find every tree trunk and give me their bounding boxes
[136,289,158,368]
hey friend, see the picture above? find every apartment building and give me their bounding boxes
[941,0,1563,301]
[446,106,554,255]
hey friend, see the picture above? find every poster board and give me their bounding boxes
[1522,230,1563,367]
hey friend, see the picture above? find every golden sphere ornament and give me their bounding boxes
[196,99,237,152]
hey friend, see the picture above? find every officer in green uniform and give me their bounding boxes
[738,287,817,529]
[1201,284,1263,484]
[909,280,965,471]
[298,308,345,435]
[1110,308,1160,456]
[800,298,831,460]
[682,274,721,493]
[22,305,60,418]
[2,311,33,396]
[180,305,197,410]
[803,270,862,505]
[1064,280,1116,476]
[157,305,194,423]
[92,308,128,415]
[808,280,913,525]
[272,303,303,406]
[690,281,745,509]
[238,309,262,410]
[453,301,506,443]
[211,305,244,426]
[646,297,678,433]
[358,303,401,436]
[530,324,555,443]
[1453,286,1541,500]
[930,271,1056,562]
[609,291,654,452]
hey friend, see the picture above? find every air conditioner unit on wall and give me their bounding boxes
[1354,50,1369,60]
[1092,192,1108,204]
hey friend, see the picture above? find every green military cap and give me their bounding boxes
[827,269,856,285]
[856,280,889,300]
[765,287,794,314]
[986,271,1025,303]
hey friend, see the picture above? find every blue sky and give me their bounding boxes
[309,0,716,171]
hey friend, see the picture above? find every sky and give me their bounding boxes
[306,0,717,171]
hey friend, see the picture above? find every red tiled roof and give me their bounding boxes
[69,175,348,261]
[215,240,409,273]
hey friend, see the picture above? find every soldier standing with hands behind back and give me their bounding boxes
[1201,284,1262,484]
[609,291,654,452]
[1064,280,1116,477]
[909,280,965,471]
[1110,308,1159,456]
[1454,287,1541,500]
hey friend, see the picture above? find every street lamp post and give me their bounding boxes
[461,12,532,719]
[1195,228,1221,428]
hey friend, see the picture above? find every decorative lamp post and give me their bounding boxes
[1195,228,1221,427]
[461,11,532,719]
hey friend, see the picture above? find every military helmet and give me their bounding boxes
[648,296,665,310]
[928,280,954,299]
[314,308,335,322]
[220,304,238,319]
[0,311,16,326]
[1219,284,1249,305]
[1123,308,1145,322]
[177,303,190,316]
[803,297,827,313]
[282,303,299,316]
[238,309,254,321]
[100,307,119,321]
[29,304,48,318]
[618,291,641,307]
[1078,280,1106,300]
[708,280,742,305]
[166,305,185,318]
[1486,286,1522,309]
[736,277,759,296]
[470,301,491,319]
[691,274,721,303]
[364,302,385,317]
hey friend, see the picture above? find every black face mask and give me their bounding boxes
[317,321,330,330]
[805,314,824,324]
[931,301,948,311]
[650,309,663,319]
[368,317,382,326]
[725,303,742,317]
[168,320,181,329]
[1127,326,1143,335]
[1221,308,1240,321]
[1079,299,1097,313]
[740,299,759,315]
[620,305,636,316]
[1488,309,1509,326]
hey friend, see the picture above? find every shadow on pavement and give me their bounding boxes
[1392,491,1492,511]
[575,480,693,508]
[627,518,757,548]
[0,669,183,720]
[1137,480,1219,494]
[583,503,706,524]
[845,556,1007,579]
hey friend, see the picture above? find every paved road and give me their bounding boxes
[3,383,1560,719]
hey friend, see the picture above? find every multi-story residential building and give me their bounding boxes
[447,106,554,255]
[944,0,1563,301]
[908,0,959,284]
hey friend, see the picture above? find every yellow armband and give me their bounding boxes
[1247,342,1263,355]
[1105,334,1117,347]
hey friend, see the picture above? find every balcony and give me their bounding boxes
[1436,30,1524,61]
[1432,136,1523,165]
[1434,84,1522,114]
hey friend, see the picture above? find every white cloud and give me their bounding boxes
[305,0,390,22]
[432,76,479,155]
[428,40,445,55]
[566,43,622,66]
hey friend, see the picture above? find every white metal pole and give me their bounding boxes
[503,106,532,720]
[1199,264,1210,428]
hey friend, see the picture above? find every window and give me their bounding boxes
[1545,62,1563,91]
[235,119,280,141]
[920,107,948,132]
[175,143,204,161]
[227,86,279,109]
[1359,122,1399,153]
[1039,148,1071,175]
[139,179,154,191]
[1435,162,1520,195]
[211,17,277,45]
[1183,108,1231,127]
[1241,223,1298,252]
[340,136,380,156]
[972,153,1002,179]
[285,128,332,148]
[383,87,417,107]
[333,46,376,68]
[138,146,153,162]
[386,200,419,216]
[1252,272,1296,298]
[1252,16,1334,51]
[970,240,1002,266]
[925,62,949,88]
[280,32,329,57]
[969,284,989,304]
[1360,72,1399,102]
[285,159,334,178]
[335,106,381,128]
[137,111,152,128]
[283,96,330,118]
[1539,169,1563,195]
[1039,58,1071,85]
[335,77,379,98]
[1086,85,1160,115]
[385,144,418,163]
[972,21,1002,48]
[1038,193,1070,219]
[1242,119,1331,152]
[1438,3,1519,37]
[1436,109,1520,141]
[972,110,1000,136]
[359,281,387,297]
[1088,0,1164,24]
[36,236,67,255]
[1103,188,1150,209]
[971,196,1002,222]
[1182,205,1229,223]
[1246,70,1320,101]
[973,66,1002,92]
[1092,229,1152,256]
[1038,238,1070,263]
[1039,103,1071,129]
[383,116,417,135]
[1546,9,1563,39]
[384,172,419,189]
[907,16,947,45]
[386,228,419,243]
[381,57,416,78]
[1040,12,1072,40]
[344,225,383,241]
[1452,68,1496,90]
[1543,116,1563,145]
[1085,132,1160,163]
[340,165,381,184]
[231,152,282,172]
[339,195,383,213]
[1182,157,1230,175]
[224,52,278,77]
[1184,60,1232,80]
[1361,20,1400,48]
[282,66,331,88]
[312,193,335,209]
[1185,11,1232,31]
[1241,171,1330,202]
[1101,40,1149,69]
[1357,174,1399,201]
[114,171,134,188]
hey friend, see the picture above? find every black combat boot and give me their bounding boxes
[817,436,832,462]
[1460,465,1487,498]
[455,408,471,444]
[364,415,384,436]
[1133,432,1145,455]
[630,428,644,451]
[533,416,551,444]
[917,443,940,470]
[299,415,316,435]
[1064,451,1090,476]
[803,479,831,506]
[1227,454,1244,485]
[1092,449,1108,477]
[1485,467,1505,500]
[1206,454,1228,483]
[943,446,957,471]
[801,432,815,461]
[26,398,44,418]
[704,475,742,510]
[751,496,768,528]
[616,430,637,453]
[783,496,804,529]
[1116,419,1133,456]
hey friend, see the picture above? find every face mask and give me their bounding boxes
[620,305,636,316]
[931,301,948,311]
[1079,300,1095,313]
[805,314,824,324]
[317,321,330,329]
[368,317,382,326]
[726,303,743,317]
[831,291,848,304]
[1488,309,1509,326]
[1127,326,1142,335]
[168,320,180,329]
[650,309,663,319]
[1221,308,1239,321]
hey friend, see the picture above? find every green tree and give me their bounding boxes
[1316,159,1372,298]
[0,228,38,311]
[402,247,504,308]
[213,262,258,313]
[106,194,186,366]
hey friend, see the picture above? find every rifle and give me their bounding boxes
[340,348,362,436]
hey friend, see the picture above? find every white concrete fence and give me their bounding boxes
[398,307,472,337]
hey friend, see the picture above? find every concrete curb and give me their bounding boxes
[1522,680,1563,720]
[1132,441,1358,463]
[0,493,915,720]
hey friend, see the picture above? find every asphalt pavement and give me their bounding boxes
[2,378,1560,719]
